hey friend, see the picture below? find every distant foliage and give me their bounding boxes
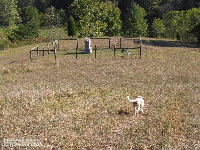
[152,18,165,38]
[0,0,21,26]
[19,6,40,38]
[70,0,121,37]
[67,16,77,37]
[40,6,65,29]
[0,28,11,49]
[163,11,184,39]
[153,7,200,42]
[7,6,40,41]
[0,0,200,48]
[70,0,105,37]
[191,23,200,43]
[101,1,122,36]
[123,2,148,37]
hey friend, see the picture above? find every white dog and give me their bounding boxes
[127,96,144,116]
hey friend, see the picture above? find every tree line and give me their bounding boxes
[0,0,199,49]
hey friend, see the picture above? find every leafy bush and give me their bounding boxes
[70,0,122,37]
[101,1,122,36]
[19,6,40,38]
[6,26,20,42]
[0,28,11,50]
[153,8,200,42]
[7,24,31,42]
[152,18,166,38]
[163,11,183,39]
[191,23,200,43]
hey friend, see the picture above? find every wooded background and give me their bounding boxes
[0,0,199,49]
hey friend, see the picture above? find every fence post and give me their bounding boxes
[140,37,142,59]
[47,44,49,55]
[76,45,78,59]
[77,39,78,50]
[109,38,111,49]
[120,37,122,48]
[95,45,97,58]
[58,40,59,51]
[37,46,39,56]
[43,45,44,56]
[30,49,32,61]
[114,45,116,58]
[54,46,56,61]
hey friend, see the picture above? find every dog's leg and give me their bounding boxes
[134,106,136,116]
[141,105,144,114]
[141,101,144,115]
[136,105,141,117]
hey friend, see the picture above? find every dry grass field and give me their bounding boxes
[0,37,200,149]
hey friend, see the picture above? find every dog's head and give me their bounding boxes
[137,96,143,99]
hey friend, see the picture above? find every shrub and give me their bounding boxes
[67,15,77,37]
[163,11,182,39]
[152,18,166,38]
[191,23,200,43]
[0,28,11,49]
[6,26,20,42]
[19,6,40,38]
[7,24,31,42]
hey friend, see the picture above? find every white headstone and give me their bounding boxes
[84,38,92,54]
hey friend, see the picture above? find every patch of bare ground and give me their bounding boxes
[0,38,199,149]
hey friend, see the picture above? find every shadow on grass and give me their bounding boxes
[118,109,130,116]
[63,51,85,55]
[141,39,199,48]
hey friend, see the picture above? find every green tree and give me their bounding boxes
[70,0,107,37]
[185,8,200,42]
[191,23,200,43]
[32,0,51,13]
[185,8,200,32]
[41,6,63,28]
[123,2,148,36]
[0,27,10,49]
[152,18,165,38]
[0,0,21,26]
[67,15,77,37]
[19,6,40,38]
[102,1,122,36]
[163,11,183,39]
[17,0,33,8]
[70,0,121,37]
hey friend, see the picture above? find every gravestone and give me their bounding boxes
[84,38,92,54]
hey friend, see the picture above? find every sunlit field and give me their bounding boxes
[0,38,199,149]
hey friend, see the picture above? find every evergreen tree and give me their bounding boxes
[123,2,148,36]
[67,15,77,37]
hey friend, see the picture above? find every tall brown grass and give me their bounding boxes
[0,38,199,149]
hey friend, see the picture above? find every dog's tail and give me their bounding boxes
[127,96,137,103]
